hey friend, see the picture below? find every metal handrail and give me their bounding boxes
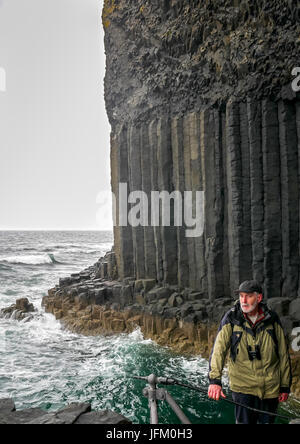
[133,374,191,425]
[133,374,300,423]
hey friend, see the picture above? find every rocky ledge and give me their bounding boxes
[0,398,131,425]
[0,298,36,322]
[42,253,300,399]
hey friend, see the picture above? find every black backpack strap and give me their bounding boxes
[227,309,244,362]
[256,309,280,358]
[266,328,279,358]
[230,329,243,362]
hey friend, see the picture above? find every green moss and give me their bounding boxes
[102,0,117,29]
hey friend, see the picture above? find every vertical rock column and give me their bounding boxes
[190,112,206,294]
[183,113,195,289]
[262,100,282,299]
[128,125,145,279]
[226,101,244,293]
[297,101,300,298]
[141,124,157,280]
[239,102,253,276]
[220,109,231,298]
[171,116,190,289]
[149,119,164,283]
[111,125,134,280]
[157,118,178,285]
[202,110,222,300]
[278,100,299,298]
[110,131,120,277]
[247,99,264,285]
[211,109,228,299]
[183,113,204,290]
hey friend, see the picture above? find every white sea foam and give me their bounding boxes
[128,327,146,341]
[0,254,57,265]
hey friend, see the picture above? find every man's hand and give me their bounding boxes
[208,384,226,401]
[278,393,289,403]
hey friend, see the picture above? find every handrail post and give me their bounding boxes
[140,373,192,425]
[164,390,192,424]
[149,388,159,424]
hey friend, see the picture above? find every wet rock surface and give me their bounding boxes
[0,399,131,425]
[0,298,36,322]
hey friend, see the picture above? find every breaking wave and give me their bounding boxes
[0,253,62,266]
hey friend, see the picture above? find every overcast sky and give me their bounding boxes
[0,0,113,231]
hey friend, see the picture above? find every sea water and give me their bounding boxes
[0,231,297,424]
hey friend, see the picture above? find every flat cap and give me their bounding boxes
[234,280,263,295]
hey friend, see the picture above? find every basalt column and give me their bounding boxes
[171,117,190,289]
[278,100,299,298]
[262,100,282,299]
[140,123,157,280]
[128,124,145,280]
[110,100,300,300]
[111,125,134,280]
[103,0,300,302]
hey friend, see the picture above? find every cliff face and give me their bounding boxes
[103,0,300,301]
[41,0,300,403]
[103,0,299,126]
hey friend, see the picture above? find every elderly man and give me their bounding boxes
[208,280,292,424]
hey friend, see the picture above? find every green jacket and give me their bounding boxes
[208,302,292,399]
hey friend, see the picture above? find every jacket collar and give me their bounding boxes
[231,301,272,327]
[243,305,265,326]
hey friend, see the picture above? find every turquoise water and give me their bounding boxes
[0,231,299,424]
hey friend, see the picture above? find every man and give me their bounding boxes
[208,280,292,424]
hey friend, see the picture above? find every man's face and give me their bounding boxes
[239,292,262,314]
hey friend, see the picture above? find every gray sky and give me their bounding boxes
[0,0,113,230]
